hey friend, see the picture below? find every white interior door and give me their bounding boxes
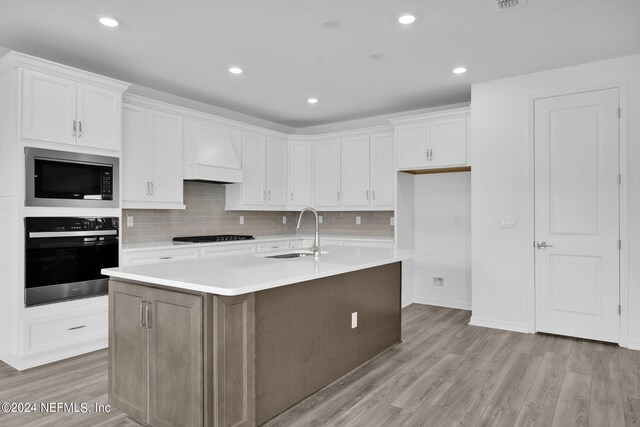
[534,88,620,343]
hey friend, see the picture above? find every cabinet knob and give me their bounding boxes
[78,121,82,138]
[72,120,77,137]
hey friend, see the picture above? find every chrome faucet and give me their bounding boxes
[296,207,321,257]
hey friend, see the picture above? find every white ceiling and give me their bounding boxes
[0,0,639,128]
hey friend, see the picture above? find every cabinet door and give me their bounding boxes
[397,123,428,169]
[122,105,153,203]
[265,137,287,207]
[22,69,77,145]
[109,281,148,422]
[288,142,313,208]
[76,83,121,150]
[370,133,395,208]
[240,132,266,206]
[340,136,370,207]
[428,117,467,167]
[313,139,341,208]
[147,287,203,427]
[150,111,183,203]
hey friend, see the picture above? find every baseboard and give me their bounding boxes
[3,338,108,371]
[627,340,640,351]
[469,316,530,334]
[413,297,471,311]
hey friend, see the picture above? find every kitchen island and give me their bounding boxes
[102,245,411,427]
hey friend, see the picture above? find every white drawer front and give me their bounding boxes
[343,241,394,249]
[122,247,201,266]
[257,241,291,252]
[201,243,257,258]
[25,310,107,353]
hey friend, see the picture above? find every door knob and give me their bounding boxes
[536,241,554,249]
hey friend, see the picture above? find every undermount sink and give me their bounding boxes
[265,252,315,259]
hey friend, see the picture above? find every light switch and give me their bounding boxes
[499,216,517,229]
[351,312,358,329]
[282,216,287,224]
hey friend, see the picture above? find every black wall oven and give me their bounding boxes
[25,147,119,208]
[25,217,119,306]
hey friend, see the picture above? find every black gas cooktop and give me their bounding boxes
[172,234,255,243]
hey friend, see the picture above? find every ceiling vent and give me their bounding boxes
[493,0,527,11]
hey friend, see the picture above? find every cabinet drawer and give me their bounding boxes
[122,247,201,266]
[25,310,107,353]
[201,243,257,258]
[258,241,291,252]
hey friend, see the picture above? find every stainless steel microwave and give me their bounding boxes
[25,148,119,208]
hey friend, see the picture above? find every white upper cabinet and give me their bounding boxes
[370,133,395,208]
[392,108,470,171]
[265,136,287,207]
[313,139,341,208]
[240,131,266,206]
[22,70,77,145]
[226,131,288,209]
[341,136,370,207]
[122,104,184,209]
[21,69,123,150]
[288,141,313,209]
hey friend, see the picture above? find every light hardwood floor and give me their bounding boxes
[1,304,639,426]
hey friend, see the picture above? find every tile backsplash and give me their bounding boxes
[122,181,394,244]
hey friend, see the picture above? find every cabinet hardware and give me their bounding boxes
[263,190,266,201]
[337,191,340,202]
[290,192,293,201]
[268,190,271,201]
[536,241,553,249]
[72,120,77,137]
[146,181,150,195]
[140,301,146,327]
[145,301,151,329]
[425,150,429,162]
[67,325,86,331]
[78,121,82,138]
[366,190,369,201]
[150,182,154,195]
[158,256,173,260]
[429,148,433,162]
[372,190,376,201]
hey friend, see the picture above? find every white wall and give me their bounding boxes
[413,172,471,309]
[471,54,640,348]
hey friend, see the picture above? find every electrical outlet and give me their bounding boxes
[351,312,358,329]
[499,216,517,229]
[356,216,361,225]
[126,216,134,227]
[433,277,444,287]
[282,216,287,224]
[319,215,323,224]
[390,217,395,226]
[239,216,244,225]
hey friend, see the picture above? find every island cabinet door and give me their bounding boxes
[109,281,149,422]
[147,287,203,427]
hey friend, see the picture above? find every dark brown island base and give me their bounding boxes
[108,262,401,427]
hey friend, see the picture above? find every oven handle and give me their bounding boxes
[28,230,118,238]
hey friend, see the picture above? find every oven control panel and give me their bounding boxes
[25,217,119,232]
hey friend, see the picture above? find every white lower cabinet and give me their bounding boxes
[24,309,107,354]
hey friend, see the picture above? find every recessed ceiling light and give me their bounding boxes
[398,14,416,24]
[452,67,467,74]
[307,98,319,104]
[98,17,119,27]
[228,67,243,75]
[369,52,384,60]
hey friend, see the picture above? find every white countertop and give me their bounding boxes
[103,245,412,296]
[121,234,394,252]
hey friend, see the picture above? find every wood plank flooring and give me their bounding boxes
[1,304,639,426]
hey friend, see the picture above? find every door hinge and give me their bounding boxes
[617,108,621,119]
[618,240,622,250]
[618,305,622,315]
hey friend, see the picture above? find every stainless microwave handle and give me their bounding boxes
[28,230,118,238]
